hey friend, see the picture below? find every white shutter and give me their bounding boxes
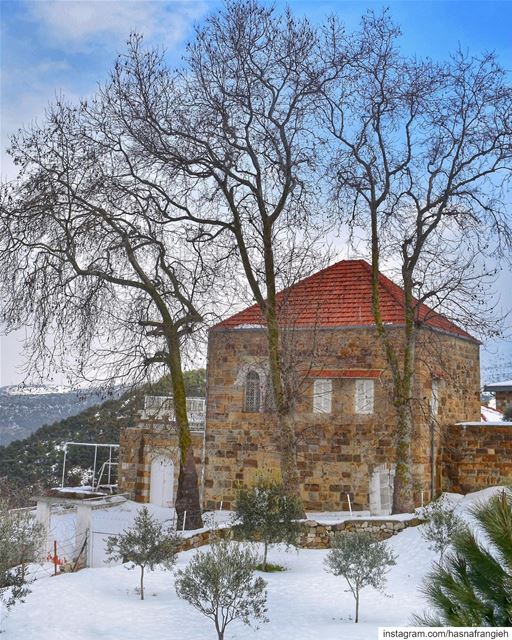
[355,379,374,414]
[313,379,332,414]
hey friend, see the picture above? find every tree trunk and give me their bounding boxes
[355,592,359,623]
[391,268,417,514]
[369,208,415,515]
[278,412,302,500]
[175,447,203,530]
[140,565,144,600]
[166,326,203,530]
[263,540,268,571]
[392,402,415,514]
[265,296,303,508]
[214,616,224,640]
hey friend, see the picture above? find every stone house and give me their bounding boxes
[483,379,512,414]
[119,259,481,514]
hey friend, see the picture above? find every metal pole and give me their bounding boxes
[61,445,68,488]
[107,446,112,485]
[182,511,187,532]
[430,416,436,502]
[92,445,98,491]
[347,493,353,516]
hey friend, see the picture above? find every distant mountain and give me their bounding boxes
[0,385,113,446]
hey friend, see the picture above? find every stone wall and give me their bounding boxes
[204,325,480,511]
[496,391,512,414]
[175,517,424,552]
[117,323,480,511]
[297,516,423,547]
[442,423,512,493]
[119,422,204,504]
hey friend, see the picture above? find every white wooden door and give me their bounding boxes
[149,456,174,507]
[369,465,395,515]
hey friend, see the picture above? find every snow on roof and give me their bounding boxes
[484,379,512,391]
[212,259,477,342]
[457,421,512,427]
[481,405,504,422]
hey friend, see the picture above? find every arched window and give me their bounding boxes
[244,370,261,412]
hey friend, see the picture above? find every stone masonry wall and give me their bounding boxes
[442,423,512,493]
[204,326,480,512]
[496,391,512,414]
[176,517,424,552]
[119,423,204,504]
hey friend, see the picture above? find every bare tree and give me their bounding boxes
[108,3,334,499]
[0,89,226,528]
[321,12,512,511]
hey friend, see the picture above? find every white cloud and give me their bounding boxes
[26,0,208,52]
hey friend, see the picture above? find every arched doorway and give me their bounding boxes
[149,456,174,507]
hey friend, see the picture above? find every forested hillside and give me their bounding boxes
[0,370,206,506]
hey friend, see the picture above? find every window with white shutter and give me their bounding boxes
[355,379,374,414]
[313,379,332,414]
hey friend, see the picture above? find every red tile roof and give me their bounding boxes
[213,259,477,342]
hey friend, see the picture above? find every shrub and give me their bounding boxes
[0,503,44,628]
[325,530,397,623]
[175,540,268,640]
[105,506,180,600]
[420,496,464,560]
[232,479,304,571]
[414,490,512,627]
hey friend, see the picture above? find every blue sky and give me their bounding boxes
[1,0,511,385]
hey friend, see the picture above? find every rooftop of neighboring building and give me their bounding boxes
[484,379,512,392]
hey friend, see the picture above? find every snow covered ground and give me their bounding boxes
[1,487,507,640]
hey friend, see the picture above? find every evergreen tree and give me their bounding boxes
[105,506,180,600]
[415,490,512,626]
[175,540,268,640]
[325,531,397,623]
[232,479,304,571]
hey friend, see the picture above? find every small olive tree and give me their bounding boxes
[105,506,180,600]
[175,540,268,640]
[421,497,464,561]
[233,479,304,571]
[325,531,397,623]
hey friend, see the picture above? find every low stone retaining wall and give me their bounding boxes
[178,526,231,552]
[297,517,424,548]
[177,516,424,553]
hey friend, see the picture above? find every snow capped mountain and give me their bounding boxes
[0,385,109,446]
[1,384,73,396]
